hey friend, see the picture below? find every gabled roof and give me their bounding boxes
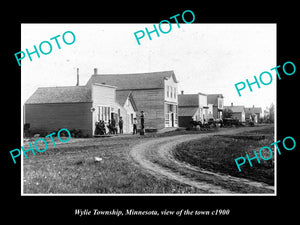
[207,94,224,105]
[224,105,245,113]
[25,86,92,104]
[116,90,131,106]
[86,71,178,90]
[116,90,138,112]
[245,107,262,114]
[178,107,199,117]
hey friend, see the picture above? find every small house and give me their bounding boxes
[115,90,138,133]
[245,106,263,123]
[224,103,245,122]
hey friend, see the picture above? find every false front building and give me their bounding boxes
[178,92,209,127]
[207,94,224,120]
[86,69,179,130]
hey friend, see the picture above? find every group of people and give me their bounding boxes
[94,120,107,135]
[94,111,145,136]
[94,117,124,135]
[133,111,144,135]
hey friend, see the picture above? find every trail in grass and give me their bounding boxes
[130,125,275,194]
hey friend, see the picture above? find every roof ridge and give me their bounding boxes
[37,85,89,89]
[92,70,174,76]
[86,70,178,89]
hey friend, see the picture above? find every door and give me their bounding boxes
[111,112,114,120]
[171,113,174,127]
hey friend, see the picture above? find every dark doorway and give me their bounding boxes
[111,112,114,120]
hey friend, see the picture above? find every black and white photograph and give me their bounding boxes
[21,23,276,195]
[4,4,298,224]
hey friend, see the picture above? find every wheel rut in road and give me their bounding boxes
[129,126,275,194]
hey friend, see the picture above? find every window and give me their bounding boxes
[166,85,169,97]
[104,107,107,121]
[174,87,176,99]
[131,113,134,124]
[98,106,111,122]
[165,112,170,120]
[218,98,223,109]
[170,86,173,98]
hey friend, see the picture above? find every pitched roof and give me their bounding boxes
[207,94,224,105]
[178,94,199,107]
[116,90,138,111]
[116,90,131,106]
[224,105,245,113]
[245,107,262,114]
[178,107,199,117]
[86,71,178,90]
[25,86,92,104]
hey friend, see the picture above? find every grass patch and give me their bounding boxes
[173,126,275,185]
[23,136,202,194]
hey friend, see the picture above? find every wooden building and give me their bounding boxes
[207,94,224,119]
[224,103,246,122]
[245,106,263,123]
[178,92,209,127]
[115,90,138,133]
[86,69,179,131]
[24,83,137,136]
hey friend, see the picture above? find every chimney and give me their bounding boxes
[253,105,255,108]
[94,68,98,75]
[181,90,184,95]
[76,68,79,86]
[231,102,233,107]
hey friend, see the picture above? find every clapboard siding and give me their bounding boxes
[85,71,179,130]
[121,98,136,133]
[131,89,165,129]
[92,84,116,107]
[24,102,92,136]
[91,84,117,133]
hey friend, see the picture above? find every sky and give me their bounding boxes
[21,23,276,110]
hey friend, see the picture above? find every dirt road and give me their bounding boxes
[130,126,275,194]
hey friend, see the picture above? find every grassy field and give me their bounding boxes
[23,131,212,194]
[173,125,275,185]
[23,125,274,194]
